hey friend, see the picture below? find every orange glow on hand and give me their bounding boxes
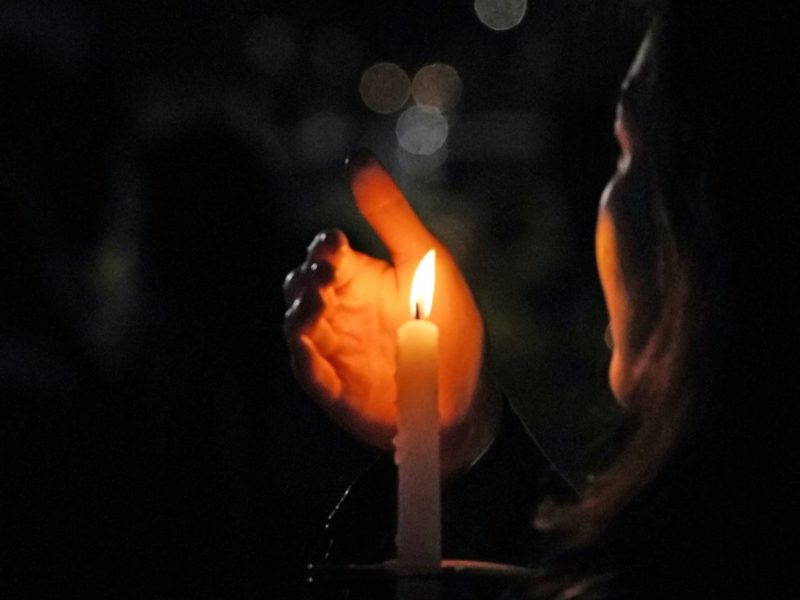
[285,151,501,477]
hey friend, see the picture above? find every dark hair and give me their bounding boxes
[532,3,796,594]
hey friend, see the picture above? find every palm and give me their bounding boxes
[321,252,405,446]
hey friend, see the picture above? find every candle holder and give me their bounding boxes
[306,559,531,600]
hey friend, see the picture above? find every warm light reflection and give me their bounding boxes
[410,249,436,319]
[359,62,411,114]
[474,0,527,31]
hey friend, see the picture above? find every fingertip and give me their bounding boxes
[345,148,380,182]
[348,160,393,208]
[307,228,349,259]
[346,151,404,224]
[282,266,307,304]
[284,289,323,335]
[348,168,436,262]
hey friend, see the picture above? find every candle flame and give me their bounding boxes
[409,249,436,319]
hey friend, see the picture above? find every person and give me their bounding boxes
[284,3,794,597]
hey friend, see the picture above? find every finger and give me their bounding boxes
[289,335,342,402]
[308,313,338,356]
[284,288,324,337]
[346,149,438,264]
[306,228,348,263]
[306,228,359,289]
[282,259,335,305]
[284,280,339,357]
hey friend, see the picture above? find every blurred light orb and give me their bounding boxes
[474,0,527,31]
[411,64,462,112]
[359,62,411,114]
[244,17,297,76]
[396,105,448,155]
[311,28,362,85]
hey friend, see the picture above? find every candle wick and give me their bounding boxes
[415,302,421,320]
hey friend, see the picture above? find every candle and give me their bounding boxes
[394,249,441,574]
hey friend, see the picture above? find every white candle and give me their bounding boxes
[394,249,441,574]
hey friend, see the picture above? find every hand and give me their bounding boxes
[283,150,501,478]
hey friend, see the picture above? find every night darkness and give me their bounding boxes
[2,1,648,597]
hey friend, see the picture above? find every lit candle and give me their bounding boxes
[394,249,441,574]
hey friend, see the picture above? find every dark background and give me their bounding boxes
[1,1,647,597]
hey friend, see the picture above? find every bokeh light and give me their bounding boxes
[243,17,297,76]
[411,64,462,113]
[396,105,448,155]
[359,62,411,114]
[474,0,528,31]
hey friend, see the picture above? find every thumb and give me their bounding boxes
[347,149,438,266]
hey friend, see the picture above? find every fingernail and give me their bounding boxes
[285,297,301,318]
[345,148,379,181]
[283,269,296,289]
[307,231,332,256]
[307,231,326,253]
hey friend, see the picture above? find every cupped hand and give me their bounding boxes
[283,150,500,477]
